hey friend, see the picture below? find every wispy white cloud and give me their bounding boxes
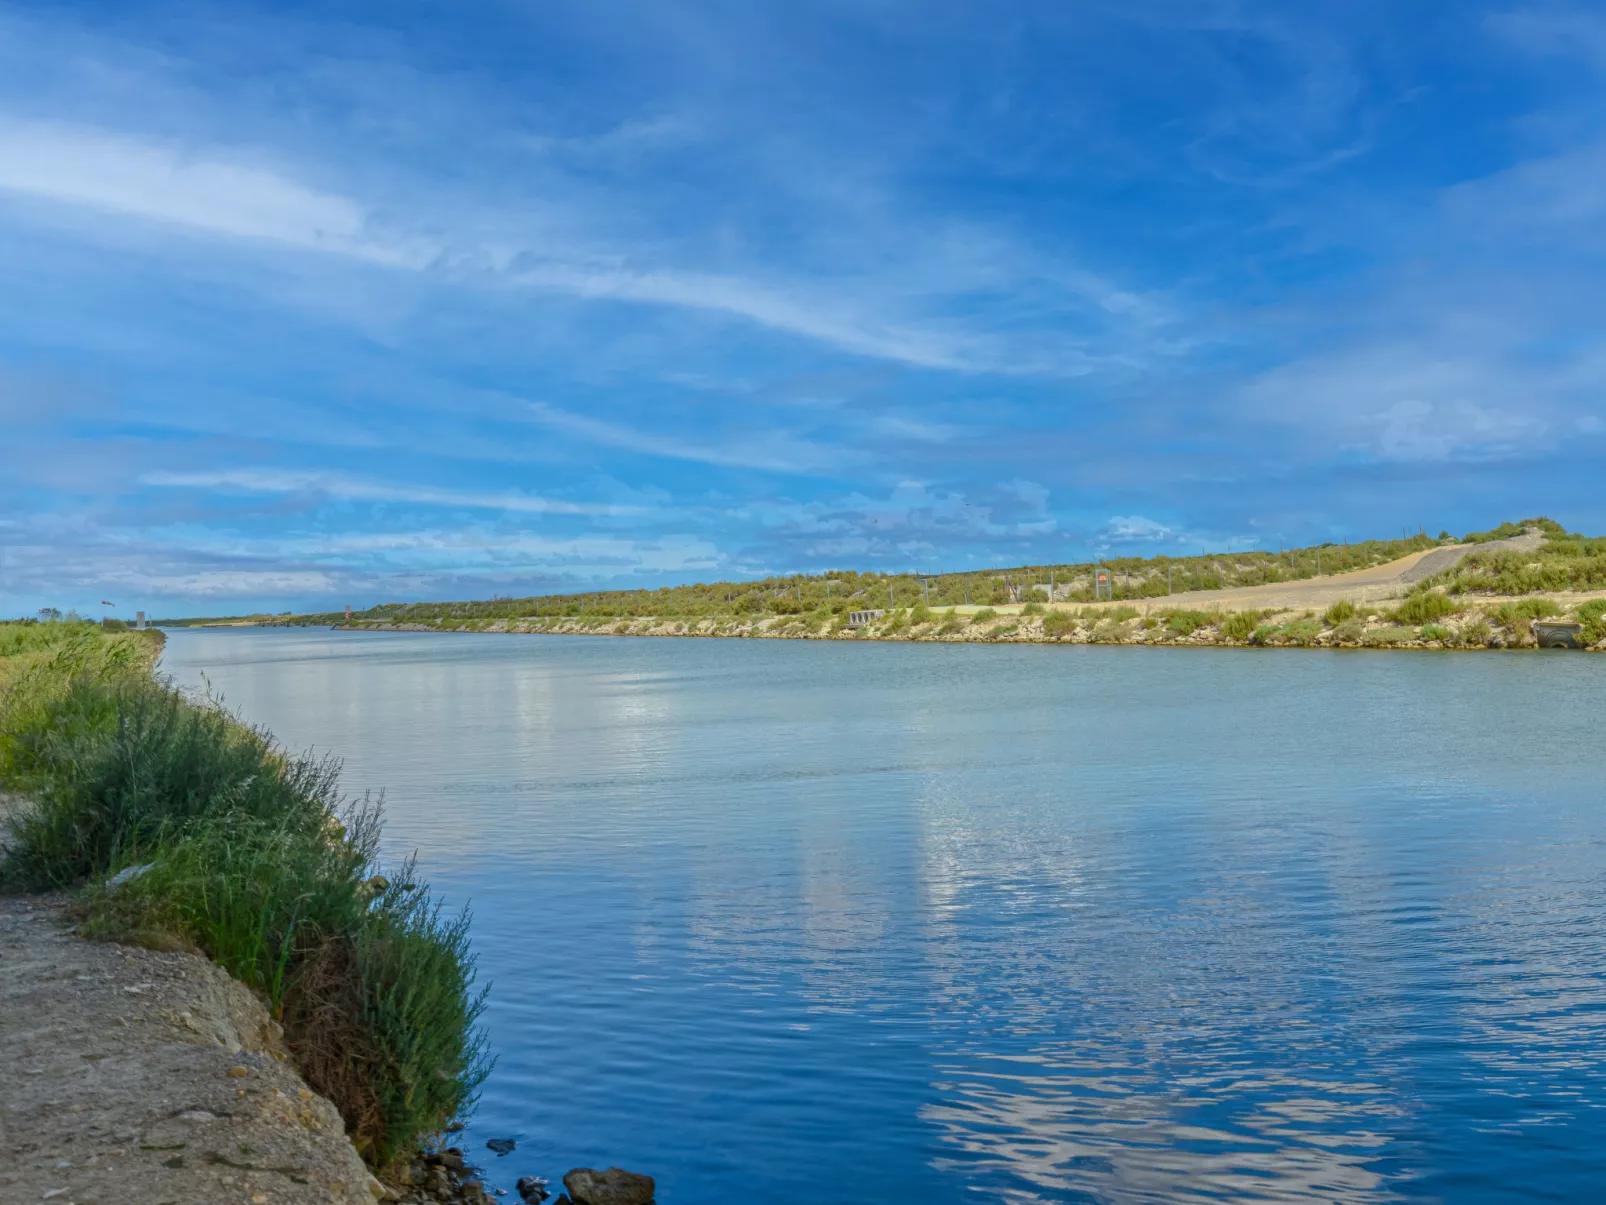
[0,118,431,267]
[141,468,641,515]
[0,112,1168,376]
[1104,514,1175,542]
[519,399,860,474]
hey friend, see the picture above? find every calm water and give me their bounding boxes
[159,628,1606,1203]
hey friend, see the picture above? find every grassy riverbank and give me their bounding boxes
[0,619,489,1171]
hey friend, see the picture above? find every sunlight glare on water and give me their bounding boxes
[160,628,1606,1203]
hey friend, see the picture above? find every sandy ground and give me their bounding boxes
[0,886,383,1205]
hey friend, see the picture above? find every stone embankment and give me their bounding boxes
[344,602,1606,651]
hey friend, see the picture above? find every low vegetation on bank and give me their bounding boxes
[163,532,1450,628]
[431,590,1601,650]
[1418,520,1606,597]
[0,619,489,1171]
[156,516,1606,652]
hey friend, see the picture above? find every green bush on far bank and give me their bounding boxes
[0,624,489,1170]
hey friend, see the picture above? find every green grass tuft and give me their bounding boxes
[1578,599,1606,644]
[1391,590,1458,625]
[1323,600,1356,626]
[1,629,490,1170]
[1221,611,1263,641]
[1164,611,1209,636]
[1040,611,1077,637]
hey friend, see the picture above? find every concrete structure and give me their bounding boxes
[1533,621,1585,649]
[846,609,886,628]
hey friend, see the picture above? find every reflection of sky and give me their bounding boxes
[160,630,1606,1202]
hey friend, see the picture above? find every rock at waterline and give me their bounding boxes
[562,1166,656,1205]
[487,1137,517,1156]
[516,1176,550,1203]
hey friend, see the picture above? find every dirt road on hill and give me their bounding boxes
[1069,531,1546,615]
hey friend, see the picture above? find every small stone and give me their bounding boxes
[177,1110,219,1122]
[439,1151,465,1171]
[42,1190,70,1201]
[252,1196,268,1204]
[486,1138,516,1156]
[561,1167,655,1205]
[367,1174,393,1200]
[460,1182,489,1203]
[515,1177,550,1204]
[445,1121,465,1133]
[227,1065,250,1078]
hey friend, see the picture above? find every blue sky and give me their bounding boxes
[3,1,1605,617]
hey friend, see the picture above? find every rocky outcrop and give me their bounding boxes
[0,895,382,1205]
[561,1166,656,1205]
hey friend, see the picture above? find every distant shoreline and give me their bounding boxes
[293,598,1604,652]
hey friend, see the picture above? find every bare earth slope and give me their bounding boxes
[0,893,383,1205]
[1086,532,1545,614]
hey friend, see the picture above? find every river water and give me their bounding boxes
[159,627,1606,1203]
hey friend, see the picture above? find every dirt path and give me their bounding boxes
[0,893,383,1205]
[1063,533,1546,615]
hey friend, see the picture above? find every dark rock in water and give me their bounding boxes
[446,1121,466,1132]
[562,1166,655,1205]
[515,1176,550,1203]
[487,1138,517,1156]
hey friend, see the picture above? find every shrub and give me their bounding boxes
[1276,618,1323,644]
[1041,611,1077,637]
[1492,598,1560,627]
[1419,623,1453,643]
[910,602,931,625]
[1330,619,1366,644]
[936,620,963,636]
[1324,600,1356,626]
[969,608,996,624]
[1363,626,1416,646]
[1165,611,1208,636]
[1578,599,1606,644]
[1022,601,1044,616]
[1221,611,1261,641]
[1392,590,1457,625]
